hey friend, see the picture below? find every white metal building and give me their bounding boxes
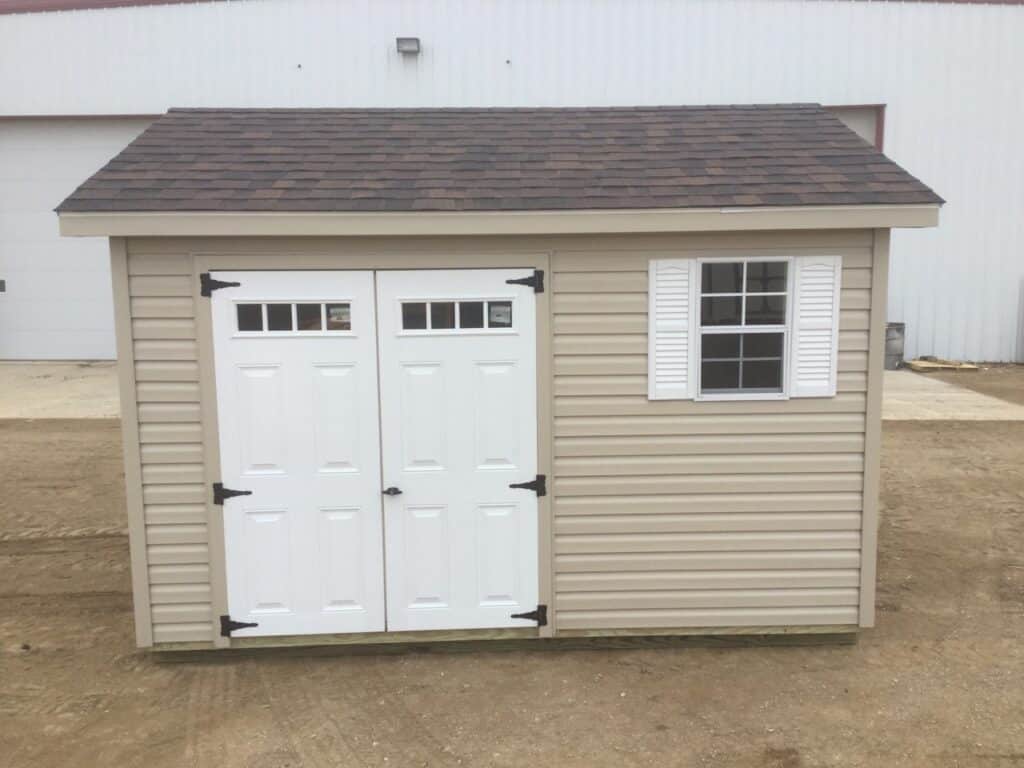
[2,0,1022,361]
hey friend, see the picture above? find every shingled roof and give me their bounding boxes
[57,105,942,214]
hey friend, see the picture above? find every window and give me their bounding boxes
[400,300,513,332]
[235,302,351,334]
[699,260,788,395]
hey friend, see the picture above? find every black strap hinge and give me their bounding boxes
[509,474,546,497]
[212,482,252,505]
[505,269,544,293]
[511,604,548,626]
[200,272,241,297]
[220,615,258,637]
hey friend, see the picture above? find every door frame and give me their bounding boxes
[192,243,553,647]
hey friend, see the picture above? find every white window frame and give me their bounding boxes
[694,255,795,402]
[231,298,357,338]
[395,295,519,337]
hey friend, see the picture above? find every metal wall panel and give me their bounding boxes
[2,0,1021,359]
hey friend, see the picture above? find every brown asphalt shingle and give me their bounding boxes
[56,105,942,214]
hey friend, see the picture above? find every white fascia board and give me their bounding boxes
[57,204,940,237]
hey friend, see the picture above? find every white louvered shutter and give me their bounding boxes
[648,258,696,400]
[790,255,843,398]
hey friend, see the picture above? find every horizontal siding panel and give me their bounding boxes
[140,442,204,464]
[133,340,199,361]
[556,413,865,437]
[150,583,212,605]
[557,588,860,611]
[837,372,867,392]
[557,552,860,576]
[555,453,864,477]
[127,254,191,276]
[148,563,211,585]
[135,361,200,382]
[552,250,872,274]
[556,606,860,630]
[151,603,212,625]
[555,334,647,356]
[143,483,205,505]
[838,331,868,352]
[556,568,861,592]
[554,492,863,515]
[841,268,871,290]
[557,372,868,396]
[139,422,203,444]
[137,403,201,424]
[145,504,208,525]
[553,271,647,293]
[555,354,646,376]
[555,473,863,497]
[555,530,861,555]
[838,351,868,373]
[152,623,214,644]
[132,318,197,340]
[841,288,870,310]
[130,296,194,319]
[128,275,192,298]
[554,393,867,417]
[555,512,862,534]
[136,381,201,403]
[146,543,210,565]
[554,314,647,335]
[142,463,205,485]
[555,433,864,457]
[839,310,870,331]
[145,523,208,546]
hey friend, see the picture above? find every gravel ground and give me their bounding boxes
[1,418,1023,767]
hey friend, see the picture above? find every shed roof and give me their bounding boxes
[57,105,942,215]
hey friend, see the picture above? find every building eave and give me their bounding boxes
[57,204,941,238]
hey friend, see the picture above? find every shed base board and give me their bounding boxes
[148,624,859,654]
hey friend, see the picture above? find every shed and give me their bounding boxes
[58,105,941,650]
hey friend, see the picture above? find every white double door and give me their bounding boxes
[211,269,538,637]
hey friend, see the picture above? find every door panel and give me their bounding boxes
[211,271,385,637]
[377,269,539,631]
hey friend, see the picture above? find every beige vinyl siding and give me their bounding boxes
[551,242,872,631]
[126,252,212,644]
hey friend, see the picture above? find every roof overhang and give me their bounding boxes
[58,203,940,238]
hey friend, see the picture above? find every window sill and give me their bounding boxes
[695,392,790,402]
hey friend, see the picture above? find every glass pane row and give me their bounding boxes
[237,302,351,332]
[702,260,787,295]
[700,332,784,392]
[402,300,512,330]
[701,295,786,326]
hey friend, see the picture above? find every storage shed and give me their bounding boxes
[58,105,941,650]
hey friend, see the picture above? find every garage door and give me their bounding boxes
[0,118,153,359]
[211,269,539,637]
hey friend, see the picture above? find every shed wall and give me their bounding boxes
[117,230,880,646]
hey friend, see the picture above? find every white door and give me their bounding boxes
[211,271,385,637]
[376,270,540,631]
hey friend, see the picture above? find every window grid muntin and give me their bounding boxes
[399,298,514,333]
[235,301,352,335]
[699,258,790,396]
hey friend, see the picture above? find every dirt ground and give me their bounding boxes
[2,419,1024,767]
[928,363,1024,407]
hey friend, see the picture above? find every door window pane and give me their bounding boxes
[746,262,788,292]
[401,302,427,330]
[488,301,513,328]
[701,296,742,326]
[430,302,456,330]
[459,301,484,329]
[267,303,293,331]
[745,295,786,325]
[296,303,322,331]
[237,303,263,332]
[325,303,351,331]
[702,262,742,293]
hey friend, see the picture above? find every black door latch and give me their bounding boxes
[212,482,253,505]
[382,486,403,496]
[509,474,546,497]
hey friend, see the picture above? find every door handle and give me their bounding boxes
[382,486,403,496]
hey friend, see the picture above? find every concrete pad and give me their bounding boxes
[883,369,1024,420]
[0,361,119,419]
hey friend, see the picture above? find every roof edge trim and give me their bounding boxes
[58,204,940,238]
